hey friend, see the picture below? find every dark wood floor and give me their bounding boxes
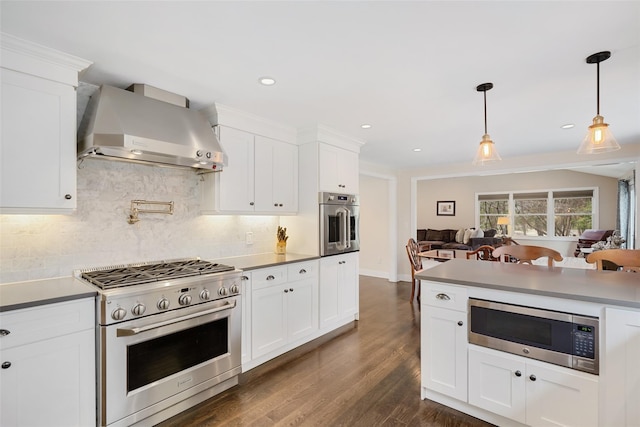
[157,276,493,427]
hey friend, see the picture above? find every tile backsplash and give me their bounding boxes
[0,159,280,284]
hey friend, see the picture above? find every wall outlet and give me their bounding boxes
[245,231,253,245]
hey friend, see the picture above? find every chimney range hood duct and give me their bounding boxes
[78,84,226,171]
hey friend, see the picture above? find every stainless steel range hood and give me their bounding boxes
[78,84,226,171]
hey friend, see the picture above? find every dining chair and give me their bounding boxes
[492,245,563,267]
[466,245,500,261]
[406,238,423,302]
[586,249,640,272]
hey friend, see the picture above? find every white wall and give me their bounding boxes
[0,159,280,284]
[359,174,391,279]
[416,169,619,258]
[395,144,640,282]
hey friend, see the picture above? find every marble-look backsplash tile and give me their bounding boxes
[0,159,280,283]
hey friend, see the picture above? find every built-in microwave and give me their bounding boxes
[468,299,599,375]
[319,192,360,257]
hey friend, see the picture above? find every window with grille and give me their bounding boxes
[477,188,595,239]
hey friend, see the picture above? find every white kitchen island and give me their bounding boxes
[416,258,640,427]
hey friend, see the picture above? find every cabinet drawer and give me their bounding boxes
[287,261,318,282]
[251,266,287,289]
[0,298,94,350]
[423,282,468,312]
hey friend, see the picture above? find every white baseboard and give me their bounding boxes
[358,268,389,279]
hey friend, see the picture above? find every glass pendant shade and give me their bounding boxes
[472,133,502,165]
[577,114,621,154]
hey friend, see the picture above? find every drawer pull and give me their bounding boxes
[241,276,249,281]
[266,275,275,280]
[435,293,451,301]
[299,269,307,274]
[0,329,10,337]
[1,362,11,369]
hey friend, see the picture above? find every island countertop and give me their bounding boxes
[213,252,320,271]
[416,258,640,309]
[0,277,97,312]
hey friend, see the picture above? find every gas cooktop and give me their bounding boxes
[80,258,235,290]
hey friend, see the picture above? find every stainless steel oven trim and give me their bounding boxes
[116,300,236,336]
[468,299,599,375]
[319,194,360,257]
[99,296,241,426]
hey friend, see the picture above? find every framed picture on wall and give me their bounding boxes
[436,200,456,216]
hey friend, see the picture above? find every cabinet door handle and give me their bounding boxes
[529,374,536,381]
[274,203,278,207]
[0,329,10,337]
[515,370,522,377]
[1,362,11,369]
[241,276,249,281]
[64,194,72,200]
[299,269,307,274]
[457,321,463,326]
[289,288,294,292]
[284,289,289,293]
[435,293,450,300]
[249,202,255,206]
[266,275,275,280]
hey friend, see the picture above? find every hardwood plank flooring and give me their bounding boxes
[157,276,493,427]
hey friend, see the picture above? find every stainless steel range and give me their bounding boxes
[77,258,242,427]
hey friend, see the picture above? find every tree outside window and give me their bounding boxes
[479,194,508,231]
[553,190,593,236]
[514,192,547,237]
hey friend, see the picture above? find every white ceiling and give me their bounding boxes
[1,1,639,171]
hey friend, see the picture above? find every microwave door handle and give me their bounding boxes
[344,207,351,249]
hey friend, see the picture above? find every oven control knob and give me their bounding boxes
[111,307,127,321]
[157,298,170,310]
[179,294,192,306]
[230,284,240,294]
[131,304,146,316]
[218,287,228,297]
[200,289,211,301]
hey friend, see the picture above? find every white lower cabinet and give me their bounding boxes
[469,345,598,427]
[240,272,252,364]
[319,253,359,330]
[0,299,95,427]
[250,261,318,360]
[601,307,640,427]
[421,283,468,402]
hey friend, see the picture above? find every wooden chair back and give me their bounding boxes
[466,245,500,261]
[586,249,640,272]
[406,238,423,302]
[492,245,563,267]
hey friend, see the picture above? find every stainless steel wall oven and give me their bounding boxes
[468,299,599,375]
[319,192,360,256]
[78,259,242,427]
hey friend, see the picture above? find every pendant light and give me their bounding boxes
[472,82,502,165]
[577,51,620,154]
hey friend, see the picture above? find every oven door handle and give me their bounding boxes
[116,300,236,337]
[344,207,351,249]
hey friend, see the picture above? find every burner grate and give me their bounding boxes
[81,259,235,289]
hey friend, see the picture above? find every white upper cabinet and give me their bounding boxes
[318,143,359,193]
[201,125,298,214]
[254,135,298,213]
[0,33,91,214]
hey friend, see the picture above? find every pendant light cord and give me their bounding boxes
[483,90,488,134]
[596,61,600,115]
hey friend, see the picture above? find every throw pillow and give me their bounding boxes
[484,228,496,238]
[471,228,485,238]
[463,228,473,245]
[455,228,465,243]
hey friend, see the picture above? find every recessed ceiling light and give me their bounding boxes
[361,124,372,129]
[413,148,422,152]
[561,123,575,129]
[259,77,276,86]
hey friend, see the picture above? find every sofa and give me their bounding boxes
[417,228,501,252]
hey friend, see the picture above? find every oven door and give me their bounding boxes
[100,297,241,427]
[320,204,360,256]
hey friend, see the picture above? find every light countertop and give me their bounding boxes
[213,252,320,271]
[416,258,640,309]
[0,277,97,312]
[0,253,320,312]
